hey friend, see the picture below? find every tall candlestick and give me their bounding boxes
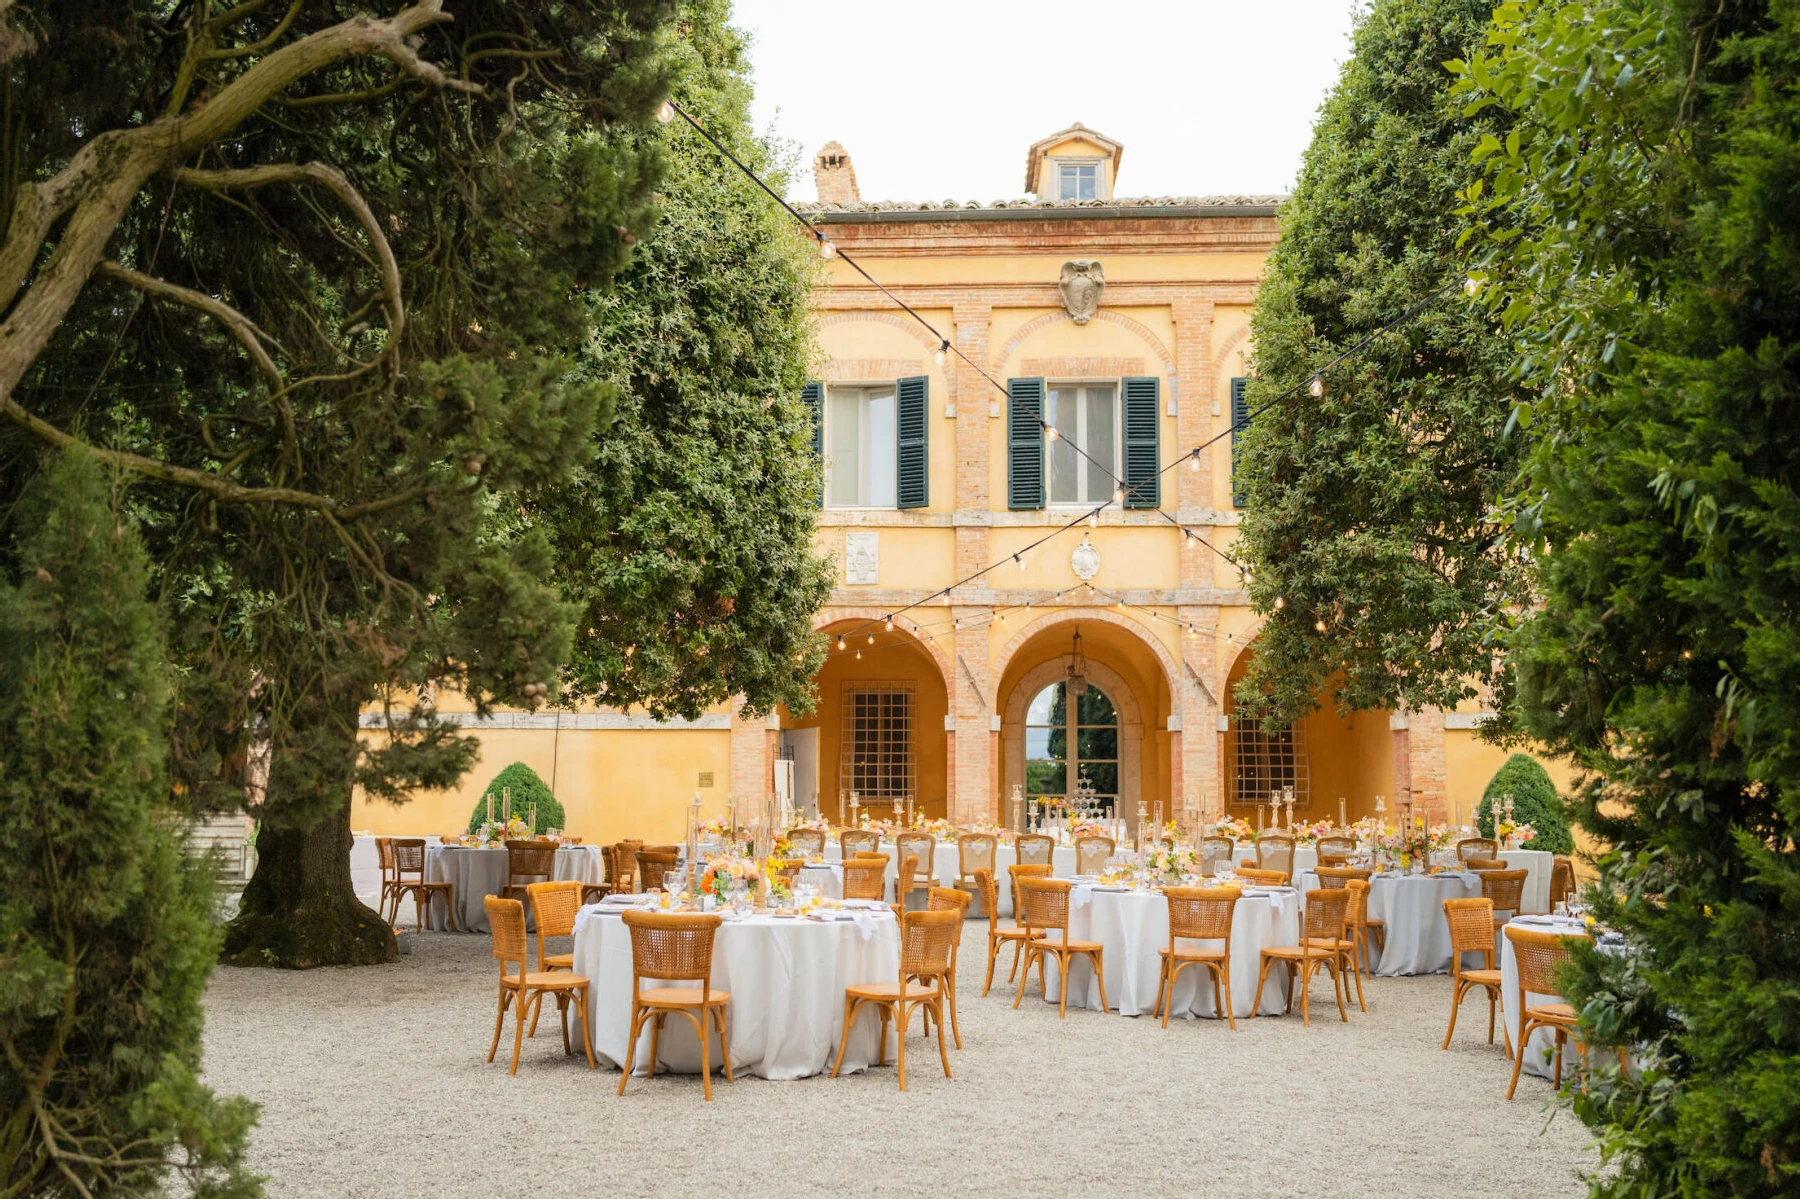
[1339,797,1348,831]
[486,789,494,825]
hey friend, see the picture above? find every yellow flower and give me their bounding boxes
[1704,904,1714,917]
[1581,913,1597,928]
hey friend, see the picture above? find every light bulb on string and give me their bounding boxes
[855,649,862,660]
[1046,426,1060,441]
[998,612,1007,624]
[1015,553,1026,571]
[953,619,961,630]
[934,340,948,366]
[1315,619,1327,633]
[1273,596,1286,610]
[816,235,836,259]
[884,615,895,631]
[836,636,846,651]
[1464,276,1481,296]
[1188,449,1200,472]
[1087,510,1098,527]
[1308,374,1325,398]
[656,99,675,124]
[867,634,876,646]
[1113,488,1125,505]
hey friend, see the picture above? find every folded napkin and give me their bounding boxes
[599,892,640,905]
[1512,914,1582,928]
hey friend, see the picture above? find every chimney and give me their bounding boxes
[813,141,859,204]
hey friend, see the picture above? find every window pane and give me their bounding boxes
[1079,761,1119,796]
[1077,686,1117,726]
[1077,726,1118,760]
[1058,166,1078,200]
[1025,761,1066,795]
[1025,684,1064,726]
[1048,387,1078,502]
[826,389,862,506]
[1024,726,1054,759]
[866,388,896,507]
[1077,166,1096,199]
[1085,385,1116,502]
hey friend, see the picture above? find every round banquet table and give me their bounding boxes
[1500,914,1590,1081]
[1035,884,1303,1017]
[1357,872,1481,976]
[424,844,602,933]
[823,842,1080,915]
[349,834,441,904]
[571,901,902,1080]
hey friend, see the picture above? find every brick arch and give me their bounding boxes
[1218,616,1268,708]
[814,607,954,694]
[989,310,1177,383]
[814,311,945,355]
[1212,323,1252,374]
[990,607,1179,710]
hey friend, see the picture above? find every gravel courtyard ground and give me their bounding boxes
[202,921,1599,1199]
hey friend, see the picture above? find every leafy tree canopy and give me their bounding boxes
[468,761,564,833]
[1235,0,1530,726]
[1458,0,1800,1192]
[1477,753,1573,854]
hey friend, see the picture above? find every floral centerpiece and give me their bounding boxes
[1144,845,1201,883]
[1209,814,1253,842]
[792,816,832,833]
[1067,817,1111,840]
[477,815,528,846]
[699,817,733,840]
[1295,819,1337,845]
[764,857,793,902]
[918,817,958,842]
[965,818,1009,839]
[1497,819,1535,849]
[699,854,761,905]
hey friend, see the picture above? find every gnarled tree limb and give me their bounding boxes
[94,261,283,387]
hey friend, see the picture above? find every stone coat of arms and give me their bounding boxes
[1058,260,1105,325]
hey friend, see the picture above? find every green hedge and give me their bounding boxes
[1476,753,1573,855]
[466,762,565,833]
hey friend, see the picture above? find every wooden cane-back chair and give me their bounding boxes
[1236,866,1290,887]
[375,837,401,923]
[1550,856,1576,910]
[841,857,888,902]
[1467,858,1508,871]
[1314,864,1371,891]
[1074,835,1115,876]
[608,841,642,893]
[954,834,998,913]
[1014,877,1108,1019]
[1014,833,1055,866]
[1255,835,1297,877]
[1156,886,1242,1029]
[503,840,558,902]
[1502,925,1592,1100]
[839,829,879,858]
[634,849,681,895]
[1457,837,1500,865]
[618,911,732,1101]
[1338,879,1371,1013]
[1199,836,1235,877]
[1480,869,1530,928]
[1441,897,1506,1054]
[786,828,827,858]
[1316,835,1356,861]
[1251,887,1350,1026]
[391,838,456,932]
[523,879,584,1038]
[894,833,935,908]
[482,896,595,1075]
[831,908,958,1091]
[976,868,1031,999]
[923,886,972,1047]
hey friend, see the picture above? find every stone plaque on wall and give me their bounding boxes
[845,531,879,585]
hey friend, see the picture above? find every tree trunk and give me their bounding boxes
[222,796,396,968]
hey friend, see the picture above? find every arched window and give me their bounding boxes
[1023,682,1119,814]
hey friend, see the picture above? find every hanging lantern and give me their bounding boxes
[1066,627,1089,699]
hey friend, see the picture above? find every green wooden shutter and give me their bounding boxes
[1121,376,1160,509]
[895,375,928,509]
[1230,376,1250,508]
[1007,377,1046,510]
[803,381,823,508]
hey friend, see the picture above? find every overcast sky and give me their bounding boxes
[733,0,1367,203]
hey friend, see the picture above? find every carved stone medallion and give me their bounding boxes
[1069,533,1101,582]
[844,531,879,585]
[1058,259,1105,325]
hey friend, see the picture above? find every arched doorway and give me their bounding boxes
[1024,681,1121,816]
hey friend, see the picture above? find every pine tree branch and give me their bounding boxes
[94,261,283,387]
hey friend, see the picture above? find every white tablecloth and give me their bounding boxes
[1034,886,1302,1017]
[349,834,441,902]
[1500,849,1554,914]
[424,844,602,933]
[571,903,901,1080]
[1362,872,1482,976]
[1500,914,1589,1081]
[823,843,1079,915]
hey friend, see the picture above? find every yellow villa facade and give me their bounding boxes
[352,124,1535,845]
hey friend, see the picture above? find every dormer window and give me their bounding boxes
[1057,162,1098,201]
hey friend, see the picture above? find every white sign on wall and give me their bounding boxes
[845,531,879,585]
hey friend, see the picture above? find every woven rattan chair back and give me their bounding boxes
[527,879,582,938]
[1480,868,1529,916]
[769,858,805,887]
[505,839,557,891]
[974,868,1000,921]
[1443,897,1497,960]
[1199,836,1235,875]
[958,834,997,879]
[896,832,935,872]
[1256,835,1296,876]
[1315,865,1371,890]
[1301,887,1351,943]
[1236,866,1289,886]
[485,895,529,972]
[1014,834,1055,865]
[839,830,879,857]
[841,857,887,901]
[376,836,397,877]
[897,854,920,901]
[635,850,681,893]
[1344,878,1371,926]
[1550,856,1576,909]
[1467,858,1507,871]
[1457,837,1500,864]
[787,829,827,858]
[621,910,721,982]
[392,837,428,881]
[1166,886,1239,941]
[1074,836,1115,876]
[1017,877,1072,933]
[1316,835,1356,859]
[928,886,971,917]
[898,908,960,980]
[610,842,641,891]
[1506,924,1585,995]
[1007,862,1052,917]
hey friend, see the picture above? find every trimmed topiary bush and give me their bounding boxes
[466,762,565,833]
[1476,753,1572,855]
